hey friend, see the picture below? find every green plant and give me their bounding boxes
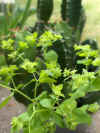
[31,0,53,35]
[61,0,67,21]
[60,0,86,38]
[0,0,36,38]
[0,31,100,133]
[37,0,53,23]
[66,0,82,29]
[31,0,86,70]
[33,0,85,37]
[75,39,98,74]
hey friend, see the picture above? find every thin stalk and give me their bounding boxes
[33,73,39,98]
[34,81,39,98]
[14,89,34,102]
[19,0,33,29]
[0,83,34,103]
[30,109,48,120]
[22,79,35,90]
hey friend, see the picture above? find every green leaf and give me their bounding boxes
[40,98,53,109]
[71,89,86,99]
[0,93,14,109]
[25,32,38,46]
[18,41,29,50]
[11,117,23,131]
[53,113,65,128]
[44,50,58,63]
[64,105,91,130]
[77,59,92,66]
[46,64,62,79]
[36,110,51,122]
[52,84,64,97]
[37,31,62,48]
[88,103,100,113]
[55,22,72,39]
[20,59,37,73]
[18,112,30,122]
[23,128,29,133]
[8,51,18,59]
[36,91,48,101]
[63,68,71,77]
[73,106,91,125]
[39,70,56,83]
[1,39,14,50]
[92,58,100,66]
[11,112,30,132]
[89,77,100,92]
[29,115,47,133]
[29,126,45,133]
[56,99,77,115]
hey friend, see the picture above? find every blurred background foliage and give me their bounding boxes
[16,0,100,45]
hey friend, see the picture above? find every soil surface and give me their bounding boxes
[0,86,100,133]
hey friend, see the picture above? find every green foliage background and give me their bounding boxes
[17,0,100,45]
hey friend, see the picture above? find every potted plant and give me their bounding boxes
[0,30,100,133]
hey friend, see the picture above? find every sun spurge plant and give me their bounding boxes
[0,31,100,133]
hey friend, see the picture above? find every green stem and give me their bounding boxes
[14,88,34,103]
[19,0,33,29]
[29,120,31,133]
[34,81,39,98]
[22,79,35,90]
[30,109,48,120]
[33,73,39,98]
[0,83,34,103]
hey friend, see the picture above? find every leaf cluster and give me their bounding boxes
[0,31,100,133]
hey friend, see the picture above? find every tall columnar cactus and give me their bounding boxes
[61,0,85,31]
[37,0,53,23]
[32,0,53,35]
[66,0,82,29]
[61,0,67,21]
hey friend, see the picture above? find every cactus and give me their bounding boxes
[78,8,86,35]
[37,0,53,23]
[61,0,67,21]
[32,0,53,35]
[34,0,86,37]
[66,0,82,29]
[61,0,85,32]
[53,40,75,70]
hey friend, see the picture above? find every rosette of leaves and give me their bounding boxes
[0,31,100,133]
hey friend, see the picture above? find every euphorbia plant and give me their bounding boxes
[0,31,100,133]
